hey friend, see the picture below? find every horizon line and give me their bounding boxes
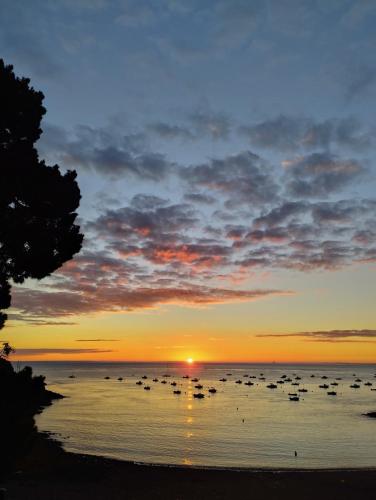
[10,359,376,365]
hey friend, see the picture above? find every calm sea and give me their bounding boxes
[22,362,376,469]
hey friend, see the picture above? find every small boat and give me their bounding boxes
[171,381,177,386]
[226,373,232,376]
[321,376,328,379]
[219,378,227,382]
[289,396,299,401]
[152,378,158,382]
[194,384,203,389]
[277,380,284,384]
[330,382,338,386]
[208,388,217,393]
[104,376,110,380]
[327,391,337,396]
[319,384,329,389]
[244,381,254,386]
[173,390,181,395]
[364,382,372,386]
[259,377,266,381]
[288,393,297,396]
[182,375,189,379]
[243,374,249,377]
[355,379,362,382]
[310,375,315,378]
[136,381,143,385]
[295,376,301,380]
[285,378,292,382]
[193,393,205,399]
[118,377,123,381]
[292,382,300,386]
[267,383,277,389]
[68,375,76,379]
[144,386,151,390]
[142,375,148,379]
[235,380,242,384]
[350,384,360,388]
[161,380,167,384]
[191,378,199,382]
[162,374,171,377]
[281,375,287,379]
[298,388,308,393]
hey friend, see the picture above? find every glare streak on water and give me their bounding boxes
[25,362,376,468]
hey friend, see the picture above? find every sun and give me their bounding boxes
[186,357,194,364]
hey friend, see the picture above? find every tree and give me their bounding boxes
[0,342,15,359]
[0,59,83,329]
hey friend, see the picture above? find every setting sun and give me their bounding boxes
[186,358,194,364]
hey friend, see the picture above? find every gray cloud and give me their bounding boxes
[181,151,279,206]
[345,64,376,101]
[283,152,365,198]
[75,339,119,342]
[147,110,232,141]
[183,193,216,204]
[240,115,372,152]
[89,203,198,242]
[0,32,63,79]
[11,284,291,321]
[256,329,376,342]
[147,122,194,140]
[39,124,172,180]
[188,110,231,140]
[13,348,115,356]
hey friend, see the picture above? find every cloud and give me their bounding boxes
[13,348,115,356]
[181,151,279,206]
[39,124,172,180]
[183,193,216,204]
[344,64,376,100]
[188,110,231,140]
[89,203,198,242]
[253,201,309,227]
[11,284,291,321]
[137,242,232,269]
[240,115,372,152]
[0,32,63,79]
[130,194,169,210]
[256,329,376,342]
[147,110,232,141]
[75,339,119,342]
[6,314,77,327]
[283,152,365,198]
[146,122,194,140]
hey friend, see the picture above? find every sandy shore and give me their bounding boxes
[2,432,375,500]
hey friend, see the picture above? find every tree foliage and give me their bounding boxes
[0,59,83,328]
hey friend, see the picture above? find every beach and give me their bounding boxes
[4,431,376,500]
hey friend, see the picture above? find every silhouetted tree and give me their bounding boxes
[0,59,83,328]
[0,341,15,358]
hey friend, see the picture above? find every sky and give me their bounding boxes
[1,0,376,363]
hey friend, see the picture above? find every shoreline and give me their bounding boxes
[3,430,376,499]
[67,451,376,474]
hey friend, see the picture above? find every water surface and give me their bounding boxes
[26,362,376,468]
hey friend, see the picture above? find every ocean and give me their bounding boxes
[23,362,376,469]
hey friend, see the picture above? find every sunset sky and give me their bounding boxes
[1,0,376,362]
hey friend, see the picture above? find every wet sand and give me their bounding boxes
[3,432,376,500]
